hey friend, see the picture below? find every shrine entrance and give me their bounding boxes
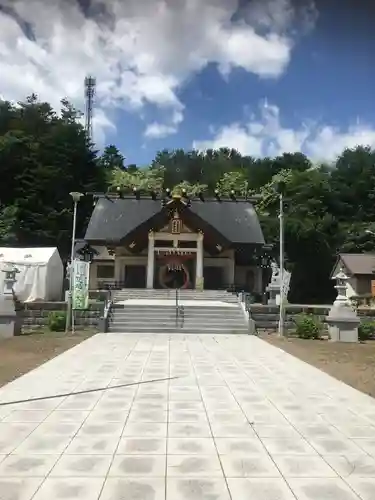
[155,251,196,289]
[146,207,204,289]
[162,266,186,289]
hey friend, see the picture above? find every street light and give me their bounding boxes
[65,192,84,333]
[275,181,286,337]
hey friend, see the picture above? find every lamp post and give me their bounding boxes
[65,192,84,333]
[276,181,286,337]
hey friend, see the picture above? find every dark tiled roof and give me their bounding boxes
[338,253,375,275]
[84,197,265,245]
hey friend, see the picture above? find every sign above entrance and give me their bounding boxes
[170,209,182,234]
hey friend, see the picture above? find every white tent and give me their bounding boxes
[0,247,64,302]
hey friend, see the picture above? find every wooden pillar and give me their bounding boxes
[196,232,204,288]
[146,232,155,289]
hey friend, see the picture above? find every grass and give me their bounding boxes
[0,330,95,388]
[263,334,375,398]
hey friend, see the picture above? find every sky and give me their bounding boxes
[0,0,375,165]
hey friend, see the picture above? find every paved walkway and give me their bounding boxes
[0,334,375,500]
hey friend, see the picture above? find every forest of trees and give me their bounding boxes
[1,95,375,304]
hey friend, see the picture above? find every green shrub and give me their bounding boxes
[358,321,375,342]
[294,313,323,339]
[47,311,66,332]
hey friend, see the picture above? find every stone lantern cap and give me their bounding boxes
[332,267,348,282]
[1,263,20,296]
[2,263,20,277]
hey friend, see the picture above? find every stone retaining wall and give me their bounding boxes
[249,304,375,334]
[21,301,104,332]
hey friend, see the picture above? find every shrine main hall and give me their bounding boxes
[83,192,268,293]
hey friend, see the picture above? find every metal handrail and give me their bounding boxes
[175,288,184,329]
[178,305,185,328]
[101,289,113,332]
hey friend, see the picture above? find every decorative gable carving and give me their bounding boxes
[159,223,193,233]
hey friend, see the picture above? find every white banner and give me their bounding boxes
[282,270,291,298]
[72,259,90,310]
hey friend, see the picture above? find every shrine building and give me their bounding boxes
[83,192,268,292]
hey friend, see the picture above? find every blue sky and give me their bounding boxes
[1,0,375,165]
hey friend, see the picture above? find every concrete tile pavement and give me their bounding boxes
[0,333,374,499]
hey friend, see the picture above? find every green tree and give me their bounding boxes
[172,180,208,197]
[256,167,338,303]
[110,164,165,193]
[216,171,249,196]
[0,204,18,245]
[98,144,125,170]
[330,146,375,222]
[0,95,106,257]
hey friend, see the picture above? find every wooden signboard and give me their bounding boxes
[371,280,375,297]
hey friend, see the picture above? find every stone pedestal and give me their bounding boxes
[0,294,18,338]
[267,281,281,306]
[326,306,360,343]
[0,263,21,338]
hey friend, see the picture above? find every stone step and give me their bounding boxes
[113,288,235,297]
[111,316,246,324]
[112,309,244,317]
[113,291,239,302]
[109,326,250,334]
[114,292,236,296]
[114,298,239,304]
[111,310,247,320]
[109,292,247,334]
[114,304,241,311]
[111,319,247,327]
[114,288,236,295]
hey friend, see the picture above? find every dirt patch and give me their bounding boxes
[263,335,375,398]
[0,332,93,388]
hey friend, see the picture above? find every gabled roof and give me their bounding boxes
[0,247,60,265]
[84,197,265,245]
[335,253,375,276]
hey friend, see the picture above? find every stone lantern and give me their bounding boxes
[333,268,351,307]
[266,261,281,305]
[326,268,360,342]
[0,263,21,338]
[2,263,20,295]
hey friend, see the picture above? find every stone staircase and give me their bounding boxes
[108,289,249,334]
[113,288,239,303]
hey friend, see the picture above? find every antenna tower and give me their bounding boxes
[84,75,96,141]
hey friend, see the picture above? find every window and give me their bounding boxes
[178,240,197,248]
[97,264,115,279]
[155,240,174,248]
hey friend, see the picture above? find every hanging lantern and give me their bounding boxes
[76,243,98,262]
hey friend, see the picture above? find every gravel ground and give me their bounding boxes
[0,332,93,388]
[263,334,375,398]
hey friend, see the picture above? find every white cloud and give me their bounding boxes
[193,101,375,162]
[144,106,184,139]
[0,0,315,143]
